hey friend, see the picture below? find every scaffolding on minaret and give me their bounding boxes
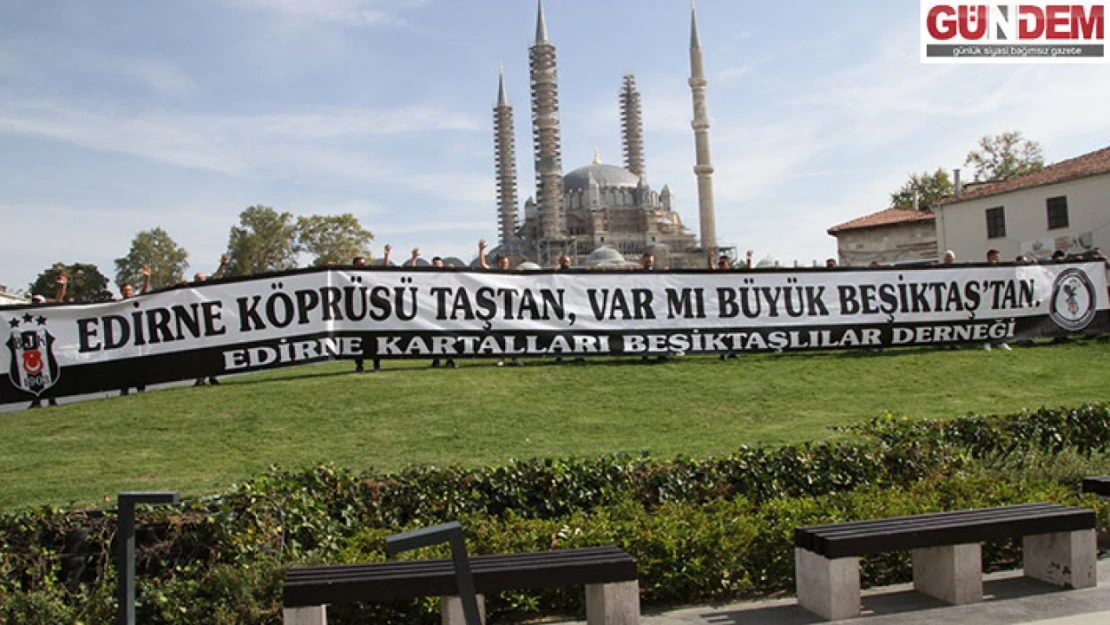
[493,65,519,248]
[620,74,646,179]
[529,0,565,265]
[689,0,717,259]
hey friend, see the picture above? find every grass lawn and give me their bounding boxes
[1,340,1108,511]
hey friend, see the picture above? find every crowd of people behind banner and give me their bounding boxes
[23,239,1109,408]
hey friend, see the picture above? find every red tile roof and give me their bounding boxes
[939,144,1110,205]
[827,207,935,235]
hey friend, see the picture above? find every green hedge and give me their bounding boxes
[852,403,1110,460]
[2,477,1101,625]
[1,402,1108,624]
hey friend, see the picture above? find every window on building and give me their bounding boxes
[986,206,1006,239]
[1046,196,1069,230]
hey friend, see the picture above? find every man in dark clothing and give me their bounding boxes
[351,254,382,373]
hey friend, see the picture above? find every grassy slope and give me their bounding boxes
[1,340,1108,510]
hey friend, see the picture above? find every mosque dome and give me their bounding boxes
[563,163,641,192]
[586,245,627,265]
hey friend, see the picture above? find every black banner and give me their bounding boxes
[3,263,1107,404]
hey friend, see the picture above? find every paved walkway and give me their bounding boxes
[554,557,1110,625]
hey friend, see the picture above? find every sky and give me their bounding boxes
[1,0,1108,294]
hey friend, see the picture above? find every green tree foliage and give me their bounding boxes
[226,205,300,276]
[296,213,374,267]
[890,168,954,210]
[28,262,113,303]
[114,227,189,290]
[964,130,1045,182]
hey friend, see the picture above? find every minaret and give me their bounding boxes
[620,74,646,178]
[529,0,564,261]
[689,0,717,255]
[493,65,519,248]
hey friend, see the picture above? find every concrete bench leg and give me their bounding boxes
[586,580,641,625]
[1024,529,1097,589]
[795,547,860,621]
[283,605,326,625]
[912,542,982,604]
[441,594,485,625]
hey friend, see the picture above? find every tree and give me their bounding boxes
[28,262,114,303]
[115,227,189,290]
[226,205,300,276]
[296,213,374,267]
[890,168,954,210]
[964,131,1045,182]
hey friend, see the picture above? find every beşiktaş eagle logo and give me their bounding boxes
[1049,267,1097,332]
[5,312,60,396]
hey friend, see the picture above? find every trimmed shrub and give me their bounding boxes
[1,402,1108,624]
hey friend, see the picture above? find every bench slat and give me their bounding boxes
[804,505,1083,543]
[800,504,1064,545]
[283,546,637,608]
[794,504,1059,552]
[817,510,1093,558]
[1082,476,1110,496]
[797,503,1066,542]
[810,509,1075,546]
[285,547,627,582]
[796,504,1094,558]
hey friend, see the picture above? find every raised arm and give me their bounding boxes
[408,247,420,268]
[212,253,229,280]
[53,272,67,302]
[477,239,489,269]
[382,244,392,267]
[140,264,151,294]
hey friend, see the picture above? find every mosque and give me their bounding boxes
[488,0,719,269]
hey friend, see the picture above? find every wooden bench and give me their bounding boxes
[282,545,640,625]
[1082,476,1110,497]
[793,503,1097,621]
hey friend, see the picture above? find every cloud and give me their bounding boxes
[717,64,753,84]
[255,108,480,139]
[275,147,492,204]
[110,57,199,96]
[377,220,490,236]
[0,35,198,98]
[0,47,16,73]
[713,122,826,203]
[227,0,429,25]
[289,198,390,218]
[0,99,244,174]
[0,96,484,182]
[780,26,1110,156]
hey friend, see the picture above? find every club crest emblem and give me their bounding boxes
[1049,268,1096,332]
[6,313,60,396]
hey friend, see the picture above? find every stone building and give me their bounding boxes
[490,1,715,269]
[827,208,938,267]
